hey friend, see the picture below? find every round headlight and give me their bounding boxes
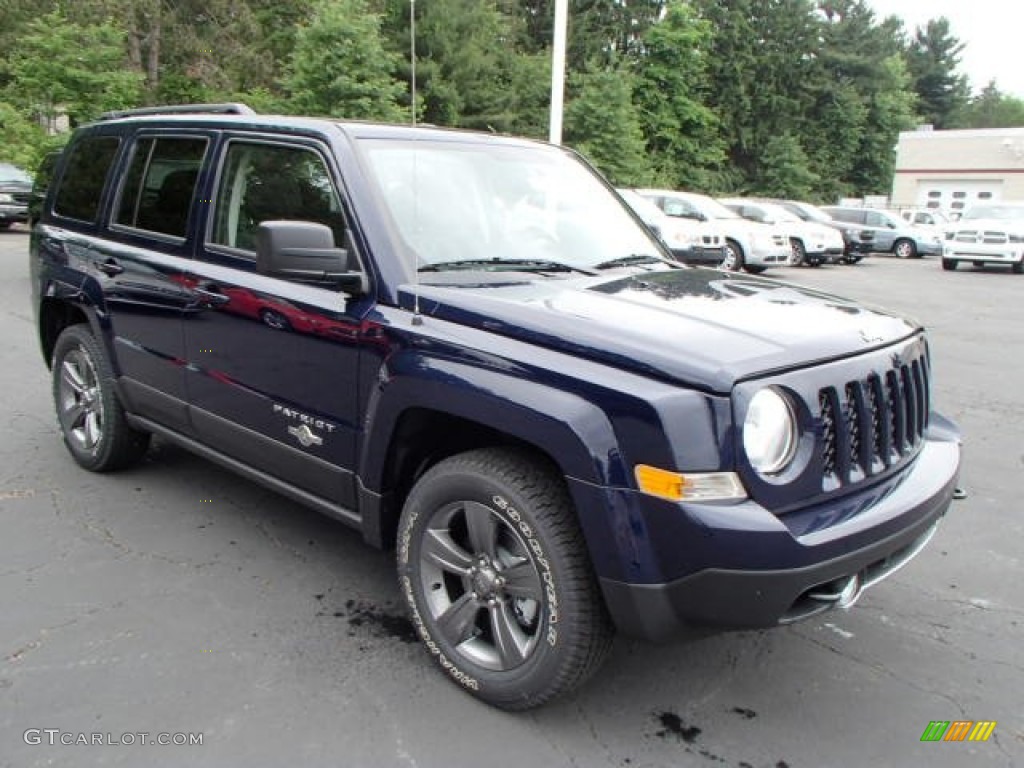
[743,388,797,475]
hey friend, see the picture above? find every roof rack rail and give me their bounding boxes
[99,103,255,121]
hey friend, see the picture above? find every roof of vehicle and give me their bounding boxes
[86,105,549,148]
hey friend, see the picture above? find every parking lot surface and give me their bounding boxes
[1,233,1021,767]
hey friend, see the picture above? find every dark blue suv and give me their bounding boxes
[30,105,961,709]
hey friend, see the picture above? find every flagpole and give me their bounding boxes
[549,0,568,145]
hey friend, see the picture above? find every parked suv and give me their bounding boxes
[775,200,874,263]
[822,205,944,259]
[618,188,726,266]
[719,197,845,267]
[942,202,1024,273]
[31,105,960,710]
[0,162,32,229]
[637,189,792,272]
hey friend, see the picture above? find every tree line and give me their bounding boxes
[3,0,1024,202]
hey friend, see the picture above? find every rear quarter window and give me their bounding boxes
[53,136,121,223]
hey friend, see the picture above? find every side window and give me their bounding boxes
[210,141,346,253]
[865,211,884,227]
[114,137,208,238]
[53,137,121,222]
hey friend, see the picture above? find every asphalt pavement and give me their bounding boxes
[1,231,1021,767]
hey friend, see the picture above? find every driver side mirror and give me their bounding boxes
[256,221,368,295]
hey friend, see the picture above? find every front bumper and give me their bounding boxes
[594,433,960,641]
[945,242,1024,265]
[671,245,726,265]
[746,242,792,267]
[0,204,28,223]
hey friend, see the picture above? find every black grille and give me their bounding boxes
[819,356,930,487]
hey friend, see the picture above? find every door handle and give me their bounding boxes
[94,258,125,276]
[193,285,231,306]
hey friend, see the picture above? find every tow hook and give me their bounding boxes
[952,487,967,500]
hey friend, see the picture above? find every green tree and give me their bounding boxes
[283,0,406,121]
[962,81,1024,128]
[816,1,917,196]
[4,10,143,127]
[632,0,724,189]
[751,132,820,199]
[905,17,970,129]
[0,102,66,169]
[383,0,537,132]
[565,70,652,186]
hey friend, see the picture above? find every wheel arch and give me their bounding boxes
[358,360,623,550]
[39,297,93,369]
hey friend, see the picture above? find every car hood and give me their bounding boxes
[400,268,919,392]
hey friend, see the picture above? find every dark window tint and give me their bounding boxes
[115,137,208,237]
[211,142,345,253]
[53,137,120,222]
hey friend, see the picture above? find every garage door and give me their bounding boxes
[915,180,1003,213]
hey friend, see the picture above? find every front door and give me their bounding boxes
[182,135,367,509]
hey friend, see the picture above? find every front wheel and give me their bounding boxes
[941,258,957,271]
[1013,259,1023,274]
[721,240,745,272]
[397,448,613,710]
[52,325,150,471]
[789,238,806,267]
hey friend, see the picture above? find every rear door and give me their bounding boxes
[182,133,369,510]
[92,131,214,431]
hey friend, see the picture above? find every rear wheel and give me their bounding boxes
[941,258,957,271]
[893,239,916,259]
[721,240,744,272]
[52,325,150,471]
[397,448,613,710]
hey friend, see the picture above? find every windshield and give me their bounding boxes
[686,194,740,221]
[790,203,832,223]
[962,205,1024,221]
[358,139,664,271]
[758,203,800,223]
[0,164,32,184]
[617,189,665,223]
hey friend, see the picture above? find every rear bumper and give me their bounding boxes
[596,434,960,641]
[915,241,945,256]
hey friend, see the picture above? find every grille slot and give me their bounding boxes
[819,355,930,487]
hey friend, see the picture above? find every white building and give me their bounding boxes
[891,126,1024,214]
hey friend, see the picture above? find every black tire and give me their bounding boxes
[721,240,744,272]
[1013,259,1023,274]
[0,222,12,230]
[893,239,916,259]
[52,324,150,471]
[397,447,613,710]
[941,258,957,271]
[789,238,806,267]
[259,308,291,331]
[743,265,766,274]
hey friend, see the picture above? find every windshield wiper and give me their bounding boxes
[593,254,666,270]
[419,258,596,275]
